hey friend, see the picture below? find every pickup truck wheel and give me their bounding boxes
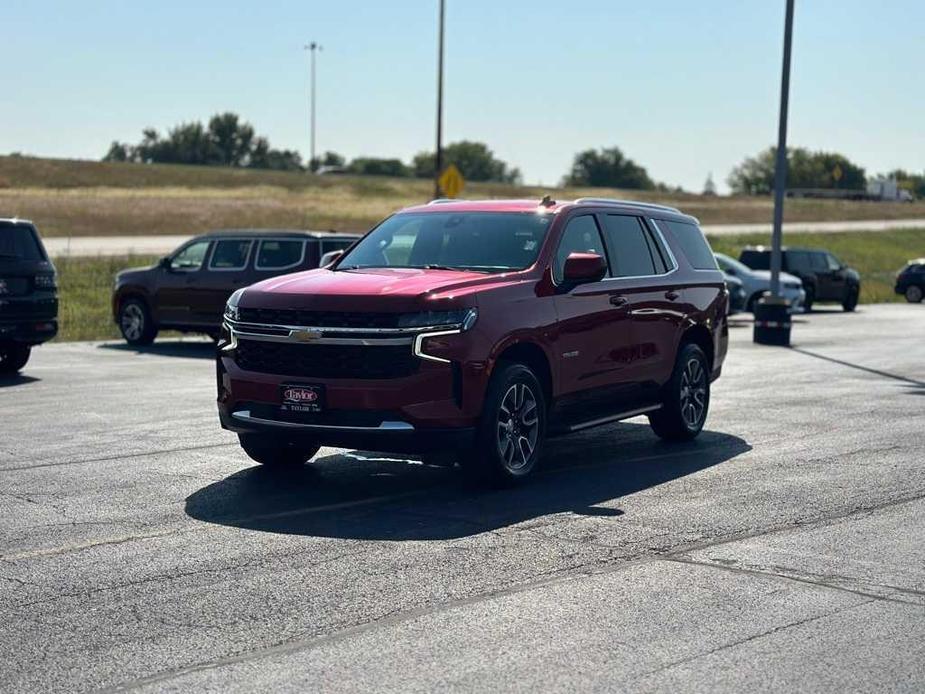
[0,344,31,374]
[803,287,815,312]
[842,286,859,312]
[905,285,923,303]
[238,433,320,467]
[648,344,710,442]
[119,298,158,346]
[461,362,546,486]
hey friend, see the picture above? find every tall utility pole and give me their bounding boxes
[434,0,446,199]
[304,42,322,171]
[770,0,795,298]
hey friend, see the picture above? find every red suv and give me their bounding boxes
[217,198,728,484]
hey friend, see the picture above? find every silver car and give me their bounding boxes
[714,253,805,312]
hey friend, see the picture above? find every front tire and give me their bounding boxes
[648,343,710,442]
[842,286,859,312]
[803,286,815,313]
[238,433,320,468]
[460,362,546,486]
[119,298,158,346]
[0,344,31,374]
[905,285,923,303]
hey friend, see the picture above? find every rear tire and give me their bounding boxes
[648,343,710,442]
[842,286,859,312]
[905,285,923,303]
[238,433,320,468]
[0,344,31,374]
[460,362,546,486]
[119,298,158,346]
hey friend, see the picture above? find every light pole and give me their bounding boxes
[434,0,445,198]
[770,0,795,298]
[304,42,322,171]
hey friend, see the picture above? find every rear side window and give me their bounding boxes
[555,215,607,282]
[739,250,769,270]
[210,239,253,270]
[659,220,717,270]
[600,215,657,277]
[0,224,44,261]
[256,239,305,269]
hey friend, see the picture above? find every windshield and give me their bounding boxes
[336,212,553,273]
[0,224,44,261]
[716,253,751,275]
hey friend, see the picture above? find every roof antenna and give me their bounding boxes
[540,194,555,208]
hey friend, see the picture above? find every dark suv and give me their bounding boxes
[895,259,924,303]
[0,219,58,374]
[112,230,357,345]
[738,246,860,312]
[216,199,729,484]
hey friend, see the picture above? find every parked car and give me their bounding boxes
[724,274,747,315]
[738,246,860,312]
[714,252,805,312]
[216,198,729,485]
[0,218,58,374]
[112,230,358,345]
[895,258,925,303]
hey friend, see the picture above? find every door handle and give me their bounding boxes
[609,295,628,308]
[665,290,680,301]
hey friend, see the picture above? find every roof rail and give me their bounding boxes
[427,198,465,205]
[573,198,683,215]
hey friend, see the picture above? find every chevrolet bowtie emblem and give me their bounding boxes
[290,328,323,342]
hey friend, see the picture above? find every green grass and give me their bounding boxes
[707,228,925,304]
[54,254,158,342]
[49,230,923,342]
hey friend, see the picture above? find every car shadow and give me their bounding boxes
[184,423,751,541]
[99,340,215,360]
[0,373,41,388]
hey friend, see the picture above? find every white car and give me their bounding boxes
[714,253,805,312]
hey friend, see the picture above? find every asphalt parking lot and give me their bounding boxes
[1,304,923,693]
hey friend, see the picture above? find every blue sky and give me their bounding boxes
[2,1,922,191]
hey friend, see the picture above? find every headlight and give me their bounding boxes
[224,288,246,322]
[34,274,57,290]
[398,308,478,331]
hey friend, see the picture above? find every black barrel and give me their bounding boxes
[753,295,792,346]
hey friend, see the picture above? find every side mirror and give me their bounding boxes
[320,250,343,267]
[158,256,171,270]
[562,252,607,285]
[725,267,737,276]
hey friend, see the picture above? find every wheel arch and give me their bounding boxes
[492,340,554,409]
[679,323,714,371]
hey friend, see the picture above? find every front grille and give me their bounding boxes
[0,277,31,297]
[237,308,402,329]
[234,340,420,379]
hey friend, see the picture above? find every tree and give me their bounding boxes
[100,113,306,172]
[728,146,866,195]
[348,157,410,177]
[412,141,520,183]
[563,147,654,189]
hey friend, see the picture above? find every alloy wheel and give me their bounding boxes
[121,304,145,341]
[679,357,707,429]
[496,383,539,473]
[906,285,923,303]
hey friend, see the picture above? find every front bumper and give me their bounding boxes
[782,287,806,312]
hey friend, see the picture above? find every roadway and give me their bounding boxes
[1,304,924,692]
[41,217,925,257]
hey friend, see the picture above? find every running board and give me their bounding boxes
[563,404,662,434]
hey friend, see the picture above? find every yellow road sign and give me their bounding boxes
[438,164,465,198]
[832,164,843,182]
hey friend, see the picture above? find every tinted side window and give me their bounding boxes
[321,239,355,255]
[170,240,210,271]
[660,220,717,270]
[555,215,607,282]
[810,253,829,271]
[601,215,656,277]
[786,251,812,272]
[256,240,305,269]
[740,250,769,270]
[210,239,253,270]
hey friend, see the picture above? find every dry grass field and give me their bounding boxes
[3,155,925,237]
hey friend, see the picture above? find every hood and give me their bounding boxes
[241,266,526,312]
[748,269,802,285]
